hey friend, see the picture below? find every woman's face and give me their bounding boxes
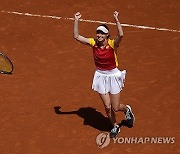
[96,31,108,42]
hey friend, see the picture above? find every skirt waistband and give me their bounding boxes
[96,68,120,75]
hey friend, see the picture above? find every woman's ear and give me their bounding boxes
[107,34,110,39]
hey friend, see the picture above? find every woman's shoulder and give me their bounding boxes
[88,38,96,46]
[108,39,115,48]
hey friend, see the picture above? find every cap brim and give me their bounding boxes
[96,26,109,34]
[96,30,108,34]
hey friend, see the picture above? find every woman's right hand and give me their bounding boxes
[74,12,81,20]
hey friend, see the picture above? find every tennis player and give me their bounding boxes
[73,11,135,138]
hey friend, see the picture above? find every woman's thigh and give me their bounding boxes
[111,93,121,111]
[99,93,111,108]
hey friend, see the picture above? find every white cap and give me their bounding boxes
[96,26,109,34]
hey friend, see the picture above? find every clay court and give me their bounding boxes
[0,0,180,153]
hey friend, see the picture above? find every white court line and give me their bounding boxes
[1,10,180,33]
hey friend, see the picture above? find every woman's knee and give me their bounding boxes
[112,106,119,112]
[112,104,126,112]
[104,104,111,113]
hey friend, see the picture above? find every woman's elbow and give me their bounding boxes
[120,33,123,37]
[73,34,79,39]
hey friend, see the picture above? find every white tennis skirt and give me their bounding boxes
[92,68,126,95]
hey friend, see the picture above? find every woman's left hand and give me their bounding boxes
[113,11,119,21]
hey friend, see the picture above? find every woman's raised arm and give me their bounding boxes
[73,12,90,44]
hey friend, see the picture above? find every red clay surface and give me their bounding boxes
[0,0,180,153]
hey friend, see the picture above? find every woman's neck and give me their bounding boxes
[97,39,107,47]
